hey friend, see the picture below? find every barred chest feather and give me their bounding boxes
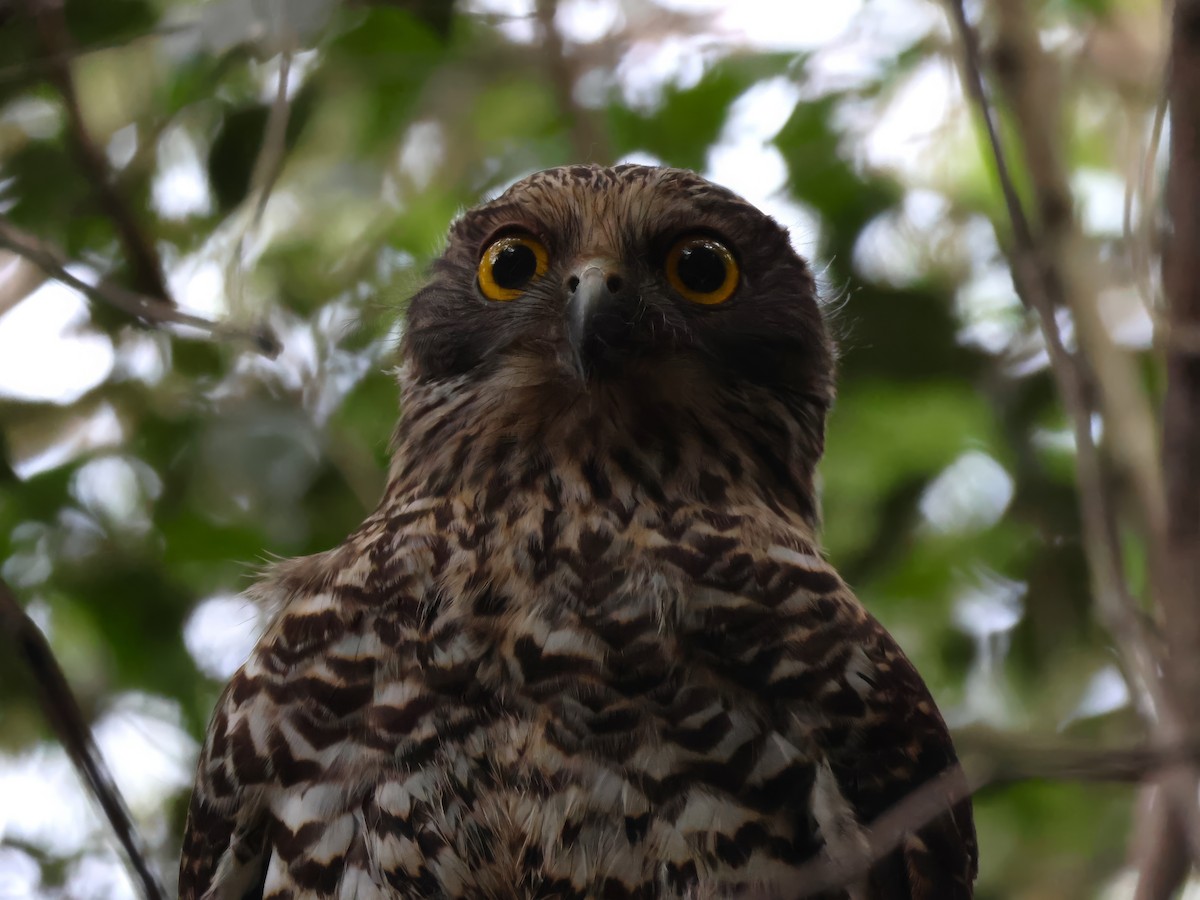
[197,483,931,900]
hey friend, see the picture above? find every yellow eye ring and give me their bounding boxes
[477,234,550,301]
[665,235,738,306]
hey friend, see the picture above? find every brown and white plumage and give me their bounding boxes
[180,164,977,899]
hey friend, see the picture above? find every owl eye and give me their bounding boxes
[477,234,550,302]
[665,235,739,306]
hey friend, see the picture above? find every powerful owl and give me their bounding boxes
[179,165,977,899]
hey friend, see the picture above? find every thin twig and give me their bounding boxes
[782,765,970,899]
[1127,89,1169,318]
[0,578,166,900]
[227,47,294,319]
[27,0,172,304]
[0,217,281,357]
[779,736,1200,899]
[249,51,294,232]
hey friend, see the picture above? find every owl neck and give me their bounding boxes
[382,362,825,530]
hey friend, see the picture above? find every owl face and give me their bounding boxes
[405,165,832,410]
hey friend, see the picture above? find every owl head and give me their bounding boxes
[400,165,834,521]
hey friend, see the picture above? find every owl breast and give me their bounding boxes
[264,497,832,899]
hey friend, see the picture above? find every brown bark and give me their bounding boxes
[1144,1,1200,893]
[1162,0,1200,778]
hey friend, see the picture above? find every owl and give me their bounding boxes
[179,164,977,899]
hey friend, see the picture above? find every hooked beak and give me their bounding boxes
[566,261,627,379]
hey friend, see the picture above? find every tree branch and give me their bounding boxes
[944,0,1200,882]
[778,735,1200,899]
[989,0,1166,547]
[27,0,172,304]
[1162,0,1200,741]
[981,6,1185,891]
[943,0,1171,743]
[1154,0,1200,889]
[0,217,281,357]
[0,578,166,900]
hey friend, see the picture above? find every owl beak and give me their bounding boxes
[566,261,626,379]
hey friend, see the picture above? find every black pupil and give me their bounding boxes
[492,243,537,289]
[677,243,727,293]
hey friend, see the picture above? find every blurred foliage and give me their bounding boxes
[0,0,1168,897]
